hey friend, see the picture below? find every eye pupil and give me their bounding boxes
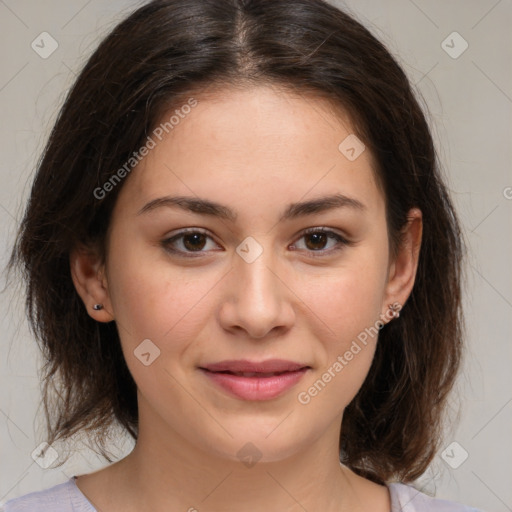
[183,233,207,251]
[164,228,345,258]
[305,232,327,250]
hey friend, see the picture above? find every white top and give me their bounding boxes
[1,476,485,511]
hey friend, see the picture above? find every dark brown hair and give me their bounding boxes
[5,0,465,485]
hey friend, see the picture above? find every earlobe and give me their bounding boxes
[382,208,423,313]
[69,245,114,322]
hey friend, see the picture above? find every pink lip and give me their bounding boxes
[202,359,308,373]
[199,359,310,401]
[200,368,309,400]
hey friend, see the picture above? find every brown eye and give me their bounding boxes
[304,231,329,251]
[182,233,208,251]
[161,229,219,256]
[291,228,352,258]
[161,227,352,259]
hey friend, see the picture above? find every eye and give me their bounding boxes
[290,227,352,257]
[161,227,352,258]
[161,228,219,257]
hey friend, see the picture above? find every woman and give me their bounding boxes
[3,0,483,510]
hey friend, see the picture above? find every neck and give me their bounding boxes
[106,402,369,512]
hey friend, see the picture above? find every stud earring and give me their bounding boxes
[93,304,104,311]
[388,302,401,319]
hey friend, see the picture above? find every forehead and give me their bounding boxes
[115,84,383,219]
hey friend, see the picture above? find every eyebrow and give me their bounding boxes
[136,193,366,222]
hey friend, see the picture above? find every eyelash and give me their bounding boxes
[160,227,352,259]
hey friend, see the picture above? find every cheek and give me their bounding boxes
[105,241,218,353]
[295,249,388,408]
[106,256,221,405]
[304,252,388,340]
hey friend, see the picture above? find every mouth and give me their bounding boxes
[205,370,297,377]
[199,359,311,401]
[200,359,309,373]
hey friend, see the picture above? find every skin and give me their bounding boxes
[70,84,422,512]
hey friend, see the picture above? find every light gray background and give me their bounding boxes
[1,1,511,510]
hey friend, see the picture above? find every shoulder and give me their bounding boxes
[1,478,96,512]
[388,482,485,512]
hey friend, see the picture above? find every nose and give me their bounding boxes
[217,244,296,339]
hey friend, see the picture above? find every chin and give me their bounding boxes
[204,423,314,466]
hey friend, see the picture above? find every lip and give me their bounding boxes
[199,359,310,401]
[202,359,308,373]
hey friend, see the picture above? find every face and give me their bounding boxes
[73,84,421,463]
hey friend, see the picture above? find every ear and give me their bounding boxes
[381,207,423,318]
[69,243,114,322]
